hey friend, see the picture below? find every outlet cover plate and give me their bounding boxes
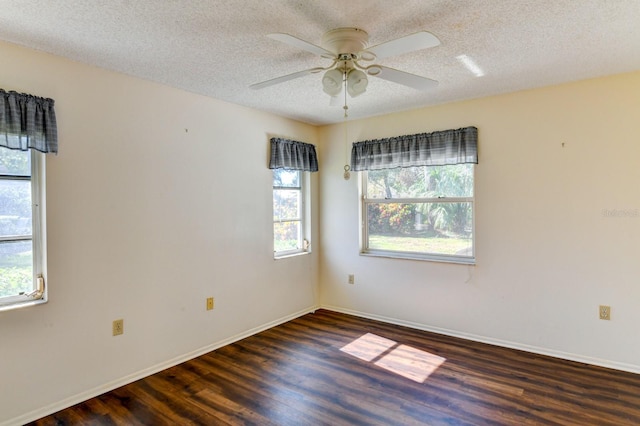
[112,319,124,336]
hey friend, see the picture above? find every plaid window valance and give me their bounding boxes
[0,89,58,154]
[351,126,477,171]
[269,138,318,172]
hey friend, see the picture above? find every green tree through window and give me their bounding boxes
[0,148,35,300]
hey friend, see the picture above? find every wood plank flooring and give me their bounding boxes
[29,309,640,425]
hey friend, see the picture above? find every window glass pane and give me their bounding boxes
[274,221,301,252]
[367,164,473,199]
[273,189,301,221]
[273,169,307,256]
[0,180,32,238]
[0,148,31,177]
[367,202,473,256]
[0,240,33,298]
[273,169,300,188]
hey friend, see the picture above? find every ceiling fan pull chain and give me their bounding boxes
[343,66,349,118]
[343,92,351,181]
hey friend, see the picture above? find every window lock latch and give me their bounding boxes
[23,275,45,299]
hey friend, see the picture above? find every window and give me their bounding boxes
[362,164,474,263]
[273,169,309,257]
[268,137,316,258]
[0,147,46,309]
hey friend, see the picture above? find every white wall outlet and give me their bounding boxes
[348,274,355,284]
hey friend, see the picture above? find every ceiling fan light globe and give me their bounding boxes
[322,69,343,96]
[347,69,368,97]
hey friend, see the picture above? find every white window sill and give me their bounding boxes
[360,250,475,265]
[0,297,47,313]
[274,251,311,260]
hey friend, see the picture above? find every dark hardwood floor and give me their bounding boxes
[30,309,640,425]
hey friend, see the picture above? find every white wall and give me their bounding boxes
[319,71,640,373]
[0,41,319,425]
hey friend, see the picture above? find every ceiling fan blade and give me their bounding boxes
[365,31,440,60]
[373,66,438,91]
[267,33,334,57]
[250,67,324,90]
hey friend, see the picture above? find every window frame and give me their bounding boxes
[272,169,310,258]
[0,148,47,311]
[360,165,475,264]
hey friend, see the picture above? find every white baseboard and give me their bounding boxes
[3,305,319,426]
[321,304,640,375]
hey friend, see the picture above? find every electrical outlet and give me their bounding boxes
[112,319,124,336]
[348,274,355,284]
[207,297,214,310]
[599,305,611,320]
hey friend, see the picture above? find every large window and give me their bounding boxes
[362,164,474,263]
[273,169,309,257]
[0,147,45,309]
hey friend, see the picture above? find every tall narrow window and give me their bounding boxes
[273,169,308,256]
[0,147,45,308]
[268,137,317,258]
[0,89,55,309]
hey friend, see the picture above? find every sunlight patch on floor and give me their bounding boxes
[340,332,397,362]
[340,333,446,383]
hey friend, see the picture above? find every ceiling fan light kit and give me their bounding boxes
[323,68,367,98]
[251,27,441,106]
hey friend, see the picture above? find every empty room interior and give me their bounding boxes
[1,1,639,425]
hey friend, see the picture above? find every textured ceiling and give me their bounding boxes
[1,0,640,125]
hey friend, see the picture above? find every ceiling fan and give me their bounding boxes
[250,28,440,103]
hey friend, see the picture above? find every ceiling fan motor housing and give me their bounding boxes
[321,28,369,57]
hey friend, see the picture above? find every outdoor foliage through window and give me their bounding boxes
[0,148,34,298]
[273,169,305,255]
[363,164,474,261]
